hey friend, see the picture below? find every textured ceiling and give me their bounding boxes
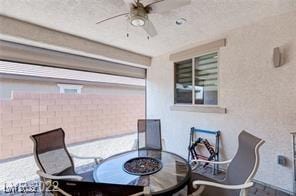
[0,0,295,57]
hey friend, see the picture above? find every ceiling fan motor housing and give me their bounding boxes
[130,3,148,27]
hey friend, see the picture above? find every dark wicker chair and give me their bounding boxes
[30,128,149,196]
[136,119,165,150]
[190,130,265,196]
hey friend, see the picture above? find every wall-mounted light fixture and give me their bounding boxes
[273,47,283,67]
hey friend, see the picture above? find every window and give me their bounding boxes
[175,52,218,105]
[175,59,193,104]
[58,84,83,94]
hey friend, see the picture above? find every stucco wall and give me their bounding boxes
[147,11,296,192]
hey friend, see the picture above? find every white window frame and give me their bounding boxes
[57,84,83,94]
[174,50,219,106]
[172,51,226,113]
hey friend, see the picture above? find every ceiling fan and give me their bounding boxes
[96,0,191,37]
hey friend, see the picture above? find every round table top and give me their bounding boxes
[93,149,191,195]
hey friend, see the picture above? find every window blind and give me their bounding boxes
[174,59,192,104]
[195,52,218,104]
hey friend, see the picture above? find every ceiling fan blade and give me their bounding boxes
[144,0,164,7]
[96,13,129,24]
[149,0,190,13]
[142,19,157,37]
[122,0,136,8]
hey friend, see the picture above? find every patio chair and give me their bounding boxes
[30,128,103,194]
[31,128,151,196]
[190,130,265,196]
[133,119,166,150]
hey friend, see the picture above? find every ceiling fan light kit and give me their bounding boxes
[131,17,145,26]
[130,4,147,27]
[96,0,191,37]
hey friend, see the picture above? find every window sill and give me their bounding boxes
[170,104,227,114]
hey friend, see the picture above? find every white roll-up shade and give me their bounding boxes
[0,40,146,79]
[0,61,145,87]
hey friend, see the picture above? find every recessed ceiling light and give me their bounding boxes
[176,18,187,25]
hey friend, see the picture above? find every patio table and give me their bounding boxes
[93,149,191,195]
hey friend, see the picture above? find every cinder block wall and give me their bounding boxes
[0,92,145,160]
